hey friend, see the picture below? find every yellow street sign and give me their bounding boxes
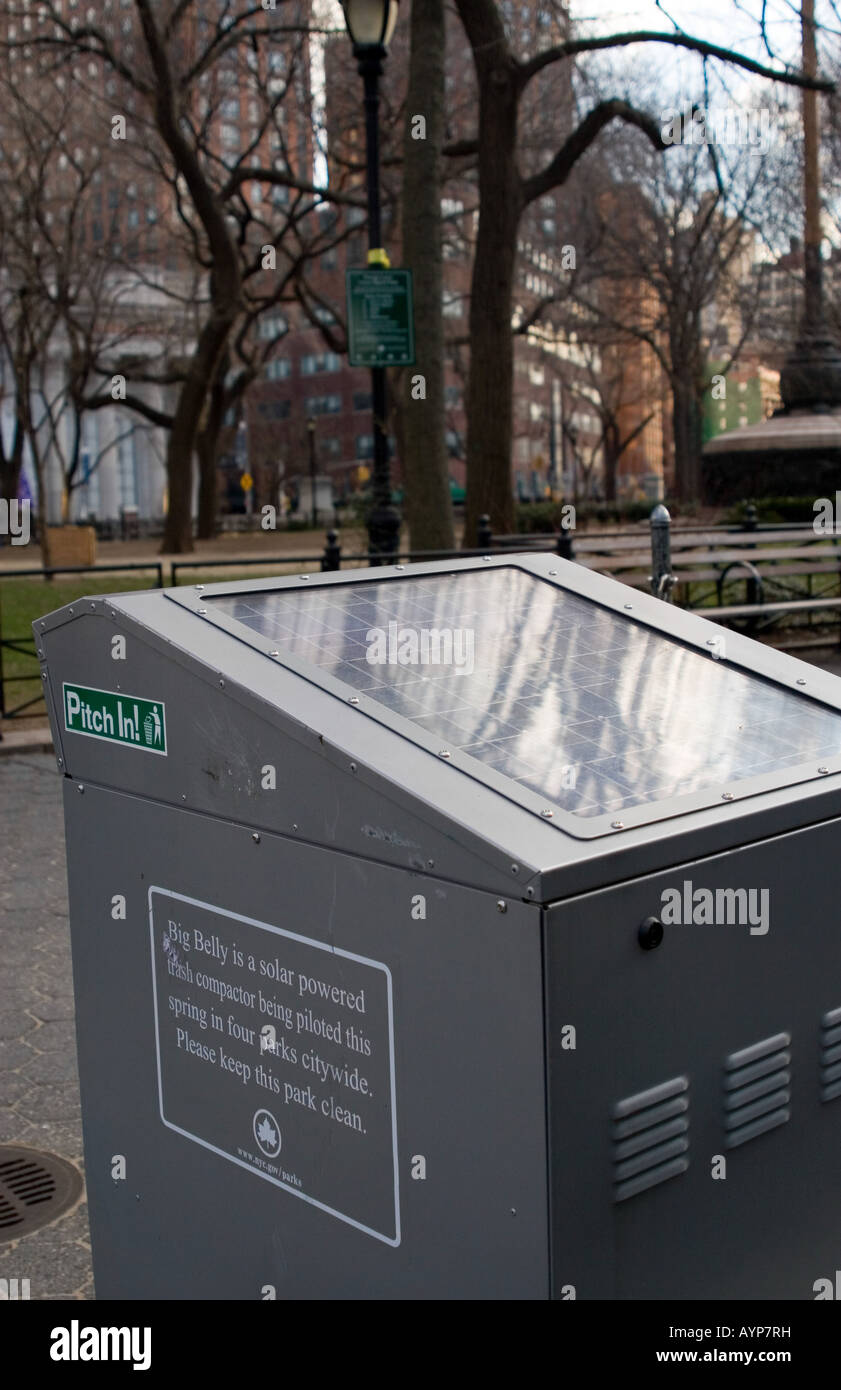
[240,473,253,492]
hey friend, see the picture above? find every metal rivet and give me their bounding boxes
[394,564,405,571]
[548,569,557,576]
[623,604,633,611]
[78,784,85,794]
[270,650,279,657]
[181,793,186,801]
[438,749,451,759]
[219,679,225,687]
[40,622,45,629]
[41,672,47,680]
[349,696,359,705]
[198,608,207,615]
[541,809,553,818]
[796,678,806,686]
[722,792,735,801]
[525,886,535,898]
[497,900,507,913]
[482,555,491,561]
[90,603,96,611]
[611,820,624,829]
[252,833,260,843]
[427,859,434,867]
[818,766,830,775]
[511,864,519,874]
[350,762,357,773]
[510,1208,517,1216]
[293,823,299,831]
[68,607,74,615]
[706,639,717,647]
[57,758,63,767]
[300,574,310,581]
[195,585,204,591]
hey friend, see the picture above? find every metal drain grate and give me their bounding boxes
[0,1147,83,1241]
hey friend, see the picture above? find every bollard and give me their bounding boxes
[556,530,575,561]
[649,503,676,601]
[477,514,493,550]
[321,530,342,572]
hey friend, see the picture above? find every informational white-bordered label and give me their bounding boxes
[149,888,400,1246]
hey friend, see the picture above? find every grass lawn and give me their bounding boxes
[0,572,163,723]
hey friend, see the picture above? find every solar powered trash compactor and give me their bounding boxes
[36,554,841,1300]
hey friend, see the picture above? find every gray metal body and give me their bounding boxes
[35,554,841,1299]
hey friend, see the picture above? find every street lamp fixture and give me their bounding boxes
[342,0,402,564]
[342,0,399,50]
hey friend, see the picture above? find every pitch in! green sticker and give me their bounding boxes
[63,683,167,756]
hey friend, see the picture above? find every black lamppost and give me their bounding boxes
[306,416,317,527]
[342,0,401,564]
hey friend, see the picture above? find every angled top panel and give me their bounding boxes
[165,556,841,839]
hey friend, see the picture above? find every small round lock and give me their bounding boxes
[638,916,664,951]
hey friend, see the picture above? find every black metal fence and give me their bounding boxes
[2,507,837,733]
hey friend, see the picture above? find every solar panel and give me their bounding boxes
[209,568,841,819]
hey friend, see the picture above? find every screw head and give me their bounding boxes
[195,585,204,591]
[219,679,225,687]
[292,823,299,831]
[548,569,557,576]
[796,678,806,686]
[510,863,519,874]
[198,608,207,615]
[90,603,96,611]
[482,555,491,561]
[252,832,261,843]
[395,564,405,571]
[300,574,310,581]
[611,820,624,829]
[497,900,507,913]
[722,791,735,801]
[541,809,553,818]
[438,749,451,759]
[623,604,633,611]
[270,650,279,657]
[818,766,830,775]
[78,784,85,794]
[350,762,357,773]
[349,696,360,705]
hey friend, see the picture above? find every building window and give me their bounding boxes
[258,314,288,341]
[442,289,463,318]
[355,434,374,459]
[265,358,292,381]
[306,395,342,416]
[300,351,342,376]
[353,391,373,412]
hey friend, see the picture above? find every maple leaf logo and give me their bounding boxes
[257,1116,277,1149]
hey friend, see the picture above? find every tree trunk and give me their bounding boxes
[161,315,235,553]
[196,371,227,540]
[462,57,522,543]
[671,377,702,502]
[400,0,454,552]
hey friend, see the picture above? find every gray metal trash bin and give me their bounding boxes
[36,554,841,1299]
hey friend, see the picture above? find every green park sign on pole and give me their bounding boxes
[346,269,415,367]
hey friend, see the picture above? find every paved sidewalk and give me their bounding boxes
[0,753,92,1299]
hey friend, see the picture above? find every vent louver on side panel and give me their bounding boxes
[820,1006,841,1103]
[612,1076,689,1203]
[723,1032,791,1148]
